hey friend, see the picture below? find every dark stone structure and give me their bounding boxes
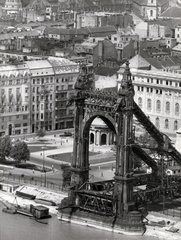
[58,62,181,234]
[58,63,146,235]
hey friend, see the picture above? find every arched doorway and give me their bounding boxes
[101,133,107,145]
[8,124,12,135]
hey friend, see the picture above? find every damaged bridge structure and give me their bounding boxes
[57,63,181,235]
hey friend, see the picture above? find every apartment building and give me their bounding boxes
[0,64,31,136]
[25,59,55,133]
[0,57,80,136]
[48,57,79,130]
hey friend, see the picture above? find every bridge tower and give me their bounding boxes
[114,61,135,217]
[58,63,145,235]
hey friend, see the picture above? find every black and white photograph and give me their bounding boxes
[1,1,181,240]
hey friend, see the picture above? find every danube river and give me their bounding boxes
[0,203,159,240]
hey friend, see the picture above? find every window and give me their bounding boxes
[23,123,28,127]
[68,85,73,90]
[41,113,43,119]
[150,10,153,17]
[156,100,161,111]
[25,88,28,93]
[16,88,20,94]
[41,104,44,110]
[138,97,142,108]
[166,101,170,112]
[174,120,178,130]
[165,119,169,129]
[15,124,21,128]
[23,115,28,120]
[33,87,35,93]
[156,117,160,128]
[175,103,179,115]
[147,99,152,110]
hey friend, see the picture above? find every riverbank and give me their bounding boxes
[1,186,181,239]
[0,185,67,215]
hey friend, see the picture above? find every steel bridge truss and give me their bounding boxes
[75,177,180,214]
[77,191,114,216]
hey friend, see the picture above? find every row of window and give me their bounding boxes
[32,103,53,111]
[1,115,28,123]
[32,113,54,120]
[155,118,179,130]
[137,79,181,87]
[32,77,53,85]
[1,105,28,113]
[1,79,28,86]
[138,87,181,97]
[1,87,28,95]
[138,98,180,114]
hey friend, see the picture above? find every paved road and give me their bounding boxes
[1,134,115,186]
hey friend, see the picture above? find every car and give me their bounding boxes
[63,131,72,136]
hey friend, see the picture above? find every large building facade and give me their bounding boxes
[0,64,31,136]
[117,67,181,137]
[0,57,79,136]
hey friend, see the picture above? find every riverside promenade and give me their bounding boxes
[1,134,181,239]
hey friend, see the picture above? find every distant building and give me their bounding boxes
[133,0,169,20]
[117,54,181,138]
[2,0,22,16]
[90,117,115,146]
[0,64,31,136]
[0,57,80,136]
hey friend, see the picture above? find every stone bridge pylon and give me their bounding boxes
[58,62,146,235]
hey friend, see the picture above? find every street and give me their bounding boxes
[1,133,115,188]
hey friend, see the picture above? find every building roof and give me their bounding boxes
[0,30,39,41]
[25,60,54,76]
[160,7,181,18]
[0,64,30,78]
[25,60,52,69]
[118,54,151,72]
[47,57,79,74]
[95,66,120,77]
[133,0,169,6]
[172,43,181,52]
[145,57,163,69]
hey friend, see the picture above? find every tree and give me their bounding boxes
[10,141,30,165]
[0,136,12,162]
[36,129,46,138]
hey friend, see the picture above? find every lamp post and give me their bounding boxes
[42,146,46,187]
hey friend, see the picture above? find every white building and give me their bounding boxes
[117,56,181,138]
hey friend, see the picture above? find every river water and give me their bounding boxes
[0,203,159,240]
